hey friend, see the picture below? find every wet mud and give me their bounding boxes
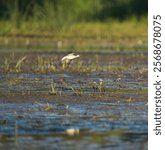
[0,52,147,150]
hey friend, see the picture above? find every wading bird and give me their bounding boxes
[61,53,80,68]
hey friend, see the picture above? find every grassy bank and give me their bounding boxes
[0,17,147,52]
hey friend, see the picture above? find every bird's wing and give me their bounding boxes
[68,53,74,56]
[61,56,66,61]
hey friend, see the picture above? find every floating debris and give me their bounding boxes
[65,128,80,136]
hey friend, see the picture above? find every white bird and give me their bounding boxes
[61,53,80,68]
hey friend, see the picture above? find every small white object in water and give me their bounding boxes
[65,128,80,136]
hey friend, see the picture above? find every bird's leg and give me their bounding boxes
[62,60,71,69]
[62,62,66,69]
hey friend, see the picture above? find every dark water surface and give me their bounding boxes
[0,52,147,150]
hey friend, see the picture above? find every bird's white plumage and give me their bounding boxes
[61,53,80,62]
[61,53,80,68]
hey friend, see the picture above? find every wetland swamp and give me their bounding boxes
[0,52,148,150]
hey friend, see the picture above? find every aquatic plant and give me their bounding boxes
[34,102,53,111]
[92,79,105,96]
[3,57,11,72]
[15,56,26,72]
[70,86,82,96]
[98,79,103,93]
[44,102,53,111]
[0,53,147,81]
[1,55,26,72]
[33,56,56,73]
[49,80,58,95]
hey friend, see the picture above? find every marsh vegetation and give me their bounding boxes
[0,0,148,149]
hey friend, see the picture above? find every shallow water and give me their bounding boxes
[0,100,147,150]
[0,52,147,150]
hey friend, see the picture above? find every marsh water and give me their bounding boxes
[0,52,147,150]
